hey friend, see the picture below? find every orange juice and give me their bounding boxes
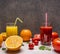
[6,23,18,37]
[6,17,23,37]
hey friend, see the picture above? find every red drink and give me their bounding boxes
[40,26,52,45]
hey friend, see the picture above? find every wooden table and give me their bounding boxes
[0,42,59,54]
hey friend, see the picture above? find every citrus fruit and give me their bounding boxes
[20,29,32,41]
[0,34,3,47]
[5,35,23,51]
[1,32,7,41]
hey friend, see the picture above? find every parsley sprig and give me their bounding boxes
[39,45,51,51]
[2,48,6,50]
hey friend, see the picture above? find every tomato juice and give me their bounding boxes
[40,26,52,45]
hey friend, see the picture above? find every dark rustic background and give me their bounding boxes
[0,0,60,36]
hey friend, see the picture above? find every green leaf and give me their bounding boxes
[2,48,6,50]
[39,46,46,50]
[39,46,51,51]
[45,47,51,51]
[22,44,24,46]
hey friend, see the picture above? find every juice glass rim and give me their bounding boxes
[6,23,16,26]
[40,26,52,28]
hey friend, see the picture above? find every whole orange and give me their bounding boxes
[0,34,3,47]
[1,32,7,41]
[20,29,32,41]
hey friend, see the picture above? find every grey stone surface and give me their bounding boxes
[0,0,60,36]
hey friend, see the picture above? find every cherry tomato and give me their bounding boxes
[52,32,58,41]
[34,40,38,46]
[28,43,34,50]
[52,38,60,52]
[32,38,38,43]
[34,34,40,41]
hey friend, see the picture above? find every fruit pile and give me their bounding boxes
[0,29,32,51]
[0,32,23,51]
[0,17,59,53]
[28,34,40,50]
[0,28,60,52]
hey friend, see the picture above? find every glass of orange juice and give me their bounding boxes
[6,23,18,37]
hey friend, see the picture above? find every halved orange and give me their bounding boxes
[5,35,23,51]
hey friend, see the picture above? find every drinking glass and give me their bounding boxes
[40,23,52,45]
[6,23,18,37]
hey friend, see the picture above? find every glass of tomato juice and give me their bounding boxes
[40,24,52,45]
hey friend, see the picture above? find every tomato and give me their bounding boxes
[34,34,40,41]
[34,40,38,46]
[52,38,60,52]
[28,43,34,50]
[32,37,38,43]
[52,32,58,41]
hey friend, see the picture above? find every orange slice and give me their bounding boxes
[5,36,23,51]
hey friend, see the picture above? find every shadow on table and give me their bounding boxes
[5,49,23,54]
